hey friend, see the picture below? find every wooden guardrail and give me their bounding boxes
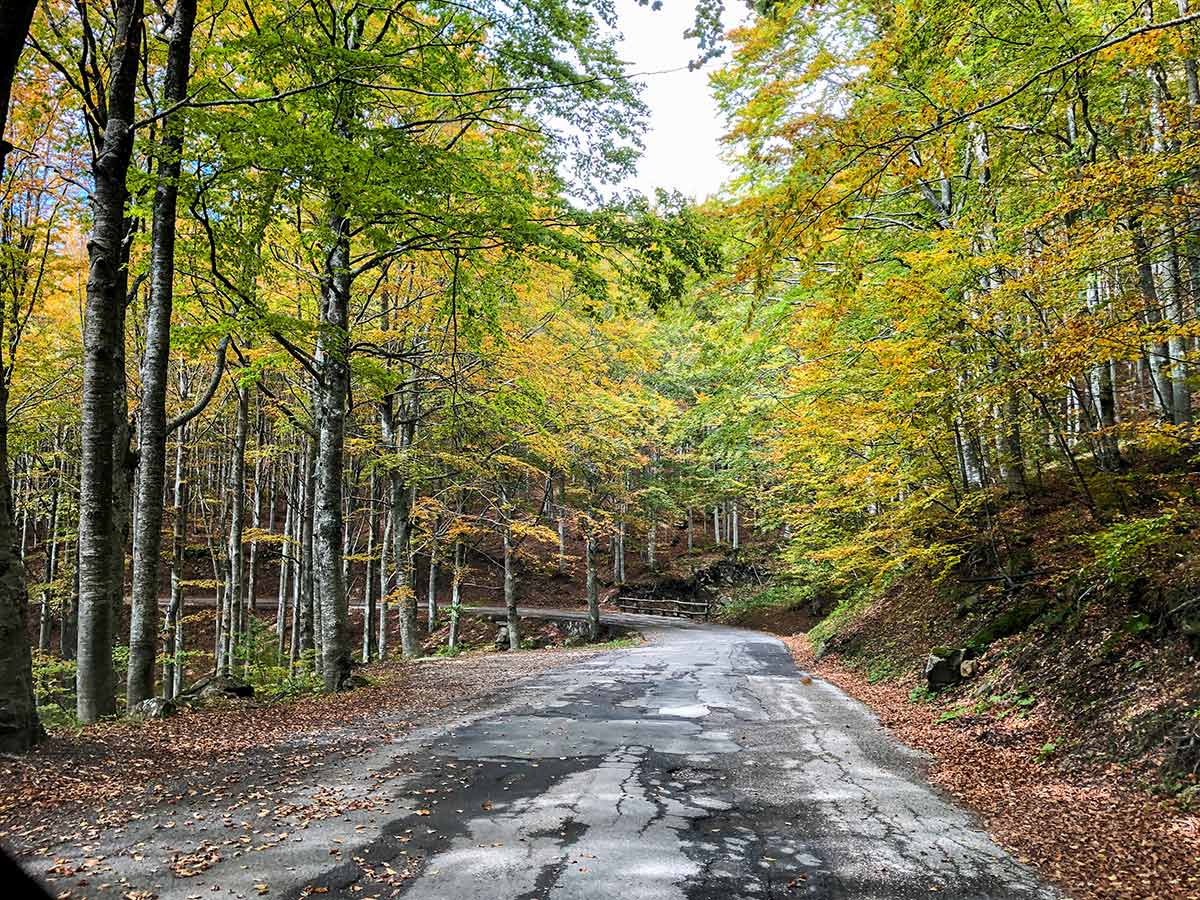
[615,595,712,620]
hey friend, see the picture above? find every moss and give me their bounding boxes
[966,601,1048,653]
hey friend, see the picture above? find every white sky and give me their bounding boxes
[615,1,747,201]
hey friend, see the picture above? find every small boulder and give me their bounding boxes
[560,620,594,646]
[924,647,965,690]
[494,624,511,650]
[180,672,255,703]
[924,646,979,689]
[131,697,176,720]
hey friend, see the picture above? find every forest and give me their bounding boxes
[3,0,1200,893]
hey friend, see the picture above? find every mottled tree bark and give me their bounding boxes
[299,438,315,662]
[77,0,144,724]
[362,470,378,661]
[426,533,438,633]
[247,405,264,615]
[313,197,353,691]
[277,454,295,653]
[503,521,519,650]
[38,435,60,651]
[223,385,248,675]
[163,422,188,700]
[126,0,198,708]
[447,537,463,650]
[584,532,599,642]
[378,514,390,659]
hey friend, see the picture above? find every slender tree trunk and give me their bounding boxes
[77,0,144,724]
[448,537,463,650]
[299,438,316,662]
[1132,222,1175,420]
[378,362,417,657]
[163,423,188,700]
[60,536,78,660]
[362,470,378,661]
[276,455,294,653]
[247,427,263,615]
[38,436,60,652]
[378,514,390,659]
[426,533,438,633]
[288,456,304,673]
[585,532,599,642]
[1163,233,1192,424]
[393,449,417,657]
[125,0,197,708]
[557,512,566,575]
[222,386,248,676]
[503,521,519,650]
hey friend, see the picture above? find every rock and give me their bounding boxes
[180,672,255,702]
[131,697,176,720]
[925,647,979,689]
[560,620,594,646]
[924,647,965,689]
[494,625,510,650]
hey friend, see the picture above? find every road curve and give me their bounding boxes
[385,609,1056,899]
[33,611,1057,899]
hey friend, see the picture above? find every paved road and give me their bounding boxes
[29,611,1056,899]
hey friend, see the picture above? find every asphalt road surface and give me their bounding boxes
[28,611,1057,899]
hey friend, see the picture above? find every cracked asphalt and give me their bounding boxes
[23,611,1057,899]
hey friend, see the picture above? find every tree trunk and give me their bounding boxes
[585,533,599,642]
[163,422,188,700]
[314,200,353,691]
[378,514,390,659]
[125,0,198,709]
[247,412,263,615]
[362,470,378,661]
[0,0,40,182]
[299,437,316,662]
[276,454,294,653]
[38,437,60,652]
[392,464,417,657]
[77,0,145,724]
[0,378,40,749]
[503,522,519,650]
[221,385,248,676]
[448,538,463,650]
[426,534,438,633]
[60,538,78,660]
[1163,233,1192,424]
[378,366,417,658]
[1131,222,1175,420]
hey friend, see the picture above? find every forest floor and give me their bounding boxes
[785,634,1200,900]
[1,642,610,874]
